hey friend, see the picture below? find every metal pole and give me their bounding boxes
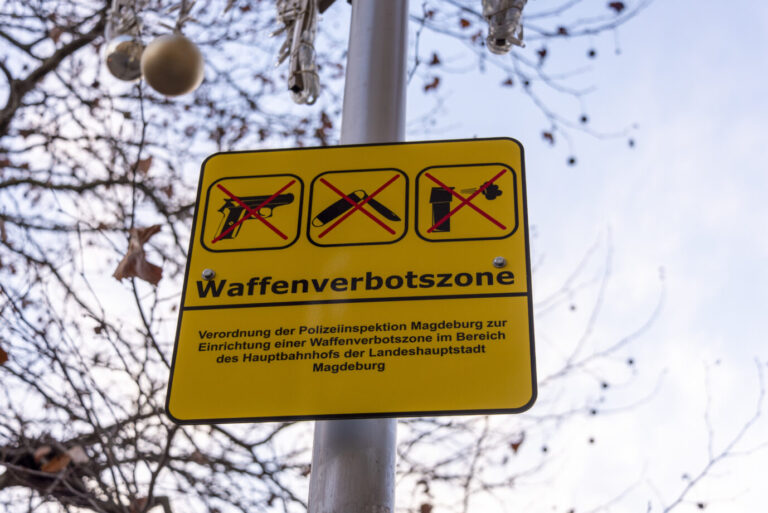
[308,1,408,512]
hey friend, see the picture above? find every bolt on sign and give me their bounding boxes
[166,138,536,423]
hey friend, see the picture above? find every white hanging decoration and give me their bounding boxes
[140,0,204,97]
[482,0,528,54]
[274,0,320,105]
[104,0,146,81]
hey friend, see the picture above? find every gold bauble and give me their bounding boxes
[140,34,204,96]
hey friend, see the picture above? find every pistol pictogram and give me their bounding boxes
[216,193,294,239]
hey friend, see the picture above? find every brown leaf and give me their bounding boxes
[502,77,514,86]
[49,27,63,43]
[0,345,7,365]
[423,76,440,92]
[129,497,148,513]
[190,450,207,465]
[537,47,548,63]
[41,453,71,473]
[459,18,471,28]
[136,156,153,175]
[112,225,163,285]
[320,111,333,129]
[509,432,525,453]
[420,504,433,513]
[542,131,555,144]
[429,53,441,66]
[608,1,625,13]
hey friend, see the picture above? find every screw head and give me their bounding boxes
[202,268,215,280]
[493,256,507,268]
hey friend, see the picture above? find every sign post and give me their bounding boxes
[167,138,533,421]
[308,1,407,511]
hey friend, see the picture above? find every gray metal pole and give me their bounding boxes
[308,1,408,512]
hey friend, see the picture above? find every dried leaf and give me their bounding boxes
[136,156,153,175]
[542,131,555,144]
[320,111,333,130]
[129,497,148,513]
[190,450,207,465]
[41,453,71,473]
[420,504,433,513]
[113,225,163,285]
[537,47,548,63]
[510,432,525,453]
[608,1,625,13]
[49,26,63,43]
[459,18,471,28]
[429,53,441,66]
[423,76,440,92]
[0,344,7,365]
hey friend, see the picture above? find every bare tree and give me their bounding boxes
[4,2,759,513]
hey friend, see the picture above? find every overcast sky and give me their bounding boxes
[401,1,768,511]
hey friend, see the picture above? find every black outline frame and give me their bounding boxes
[306,167,409,247]
[200,173,304,253]
[415,163,518,242]
[166,137,536,425]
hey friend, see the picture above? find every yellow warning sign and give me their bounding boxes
[167,138,536,423]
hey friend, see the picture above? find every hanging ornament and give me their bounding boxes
[141,34,204,96]
[274,0,320,105]
[140,0,204,96]
[482,0,528,54]
[104,0,145,81]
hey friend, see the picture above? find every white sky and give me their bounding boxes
[402,1,768,511]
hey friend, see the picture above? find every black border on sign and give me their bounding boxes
[306,167,409,247]
[415,163,518,242]
[199,173,304,252]
[165,137,537,425]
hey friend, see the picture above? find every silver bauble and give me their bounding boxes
[140,34,204,97]
[105,34,144,81]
